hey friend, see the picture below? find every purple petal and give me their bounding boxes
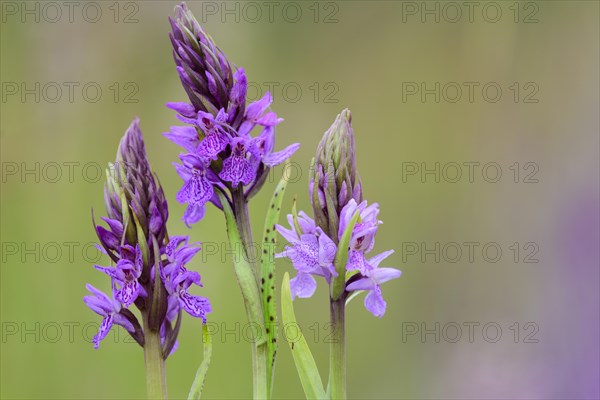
[96,226,120,251]
[369,267,402,285]
[275,224,299,243]
[364,287,387,318]
[93,315,114,349]
[293,235,320,272]
[289,273,317,299]
[197,129,229,160]
[166,295,180,321]
[165,236,189,259]
[298,212,317,234]
[176,171,214,206]
[346,277,375,292]
[219,154,255,186]
[368,250,395,269]
[179,292,211,322]
[173,162,192,181]
[164,126,199,153]
[94,265,125,281]
[318,232,337,265]
[246,91,272,120]
[83,294,111,316]
[116,280,140,307]
[113,313,135,333]
[256,111,283,127]
[166,102,196,118]
[230,68,247,107]
[263,143,300,167]
[338,199,358,240]
[345,250,369,274]
[183,202,206,228]
[100,217,123,237]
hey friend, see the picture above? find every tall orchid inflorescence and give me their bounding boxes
[165,2,299,227]
[164,3,301,399]
[85,119,211,398]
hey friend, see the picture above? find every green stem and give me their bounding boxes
[143,316,167,400]
[233,188,255,265]
[328,298,346,400]
[232,190,268,399]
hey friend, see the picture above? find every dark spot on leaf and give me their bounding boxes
[261,278,265,284]
[267,295,272,302]
[268,273,273,279]
[270,316,274,321]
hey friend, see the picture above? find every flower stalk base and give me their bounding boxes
[143,318,167,400]
[328,298,346,400]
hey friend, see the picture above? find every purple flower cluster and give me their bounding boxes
[276,110,401,318]
[165,2,299,226]
[84,119,211,350]
[276,200,400,317]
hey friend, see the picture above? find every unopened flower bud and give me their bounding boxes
[310,109,362,241]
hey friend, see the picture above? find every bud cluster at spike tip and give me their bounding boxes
[165,2,300,227]
[309,109,362,241]
[276,111,401,318]
[85,118,211,351]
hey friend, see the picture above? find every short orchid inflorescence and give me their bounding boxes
[276,109,401,317]
[85,119,211,352]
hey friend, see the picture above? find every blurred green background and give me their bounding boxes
[1,1,598,399]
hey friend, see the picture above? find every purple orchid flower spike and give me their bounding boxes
[86,118,211,390]
[166,4,300,226]
[83,284,135,349]
[276,212,338,299]
[346,250,401,317]
[276,110,401,320]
